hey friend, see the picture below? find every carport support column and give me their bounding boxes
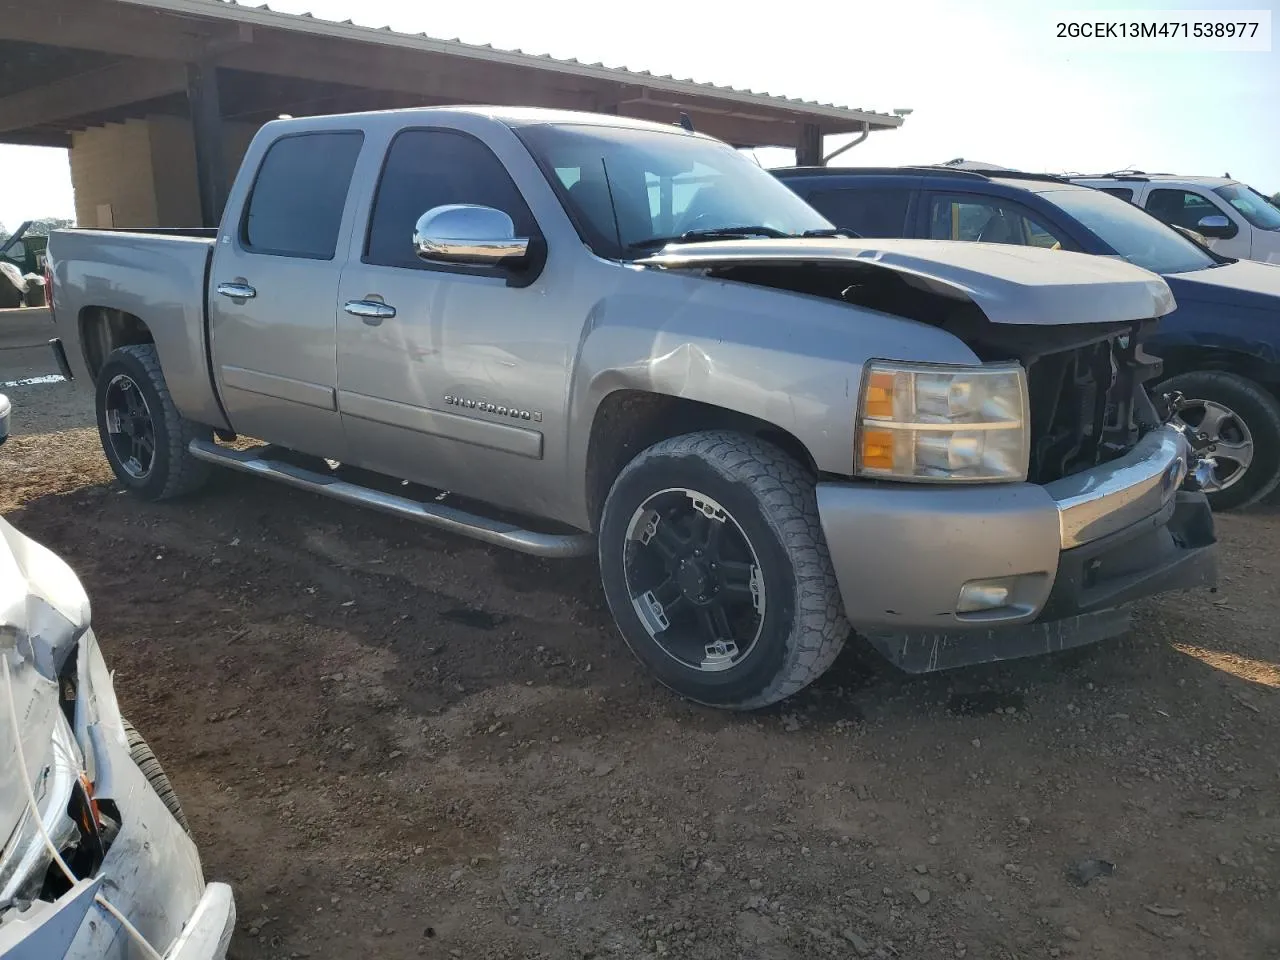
[186,60,228,228]
[797,123,823,167]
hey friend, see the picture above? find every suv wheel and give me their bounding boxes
[1159,370,1280,510]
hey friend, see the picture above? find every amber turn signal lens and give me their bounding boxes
[860,428,896,470]
[863,371,896,420]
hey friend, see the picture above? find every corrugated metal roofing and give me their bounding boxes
[116,0,904,130]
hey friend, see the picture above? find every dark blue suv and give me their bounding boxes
[776,165,1280,510]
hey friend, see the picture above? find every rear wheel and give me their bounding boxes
[1158,370,1280,510]
[95,344,211,500]
[598,431,848,709]
[123,718,190,835]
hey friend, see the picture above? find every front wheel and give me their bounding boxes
[1158,370,1280,510]
[598,432,848,709]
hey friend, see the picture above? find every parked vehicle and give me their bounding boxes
[47,107,1216,704]
[0,395,236,960]
[0,222,50,308]
[1069,173,1280,265]
[777,164,1280,509]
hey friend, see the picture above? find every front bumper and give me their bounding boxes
[817,425,1217,672]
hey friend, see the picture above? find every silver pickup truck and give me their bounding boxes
[47,107,1217,708]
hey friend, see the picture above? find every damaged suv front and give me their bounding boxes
[0,493,234,958]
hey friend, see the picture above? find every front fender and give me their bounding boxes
[564,269,979,524]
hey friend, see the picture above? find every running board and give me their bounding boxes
[187,439,595,559]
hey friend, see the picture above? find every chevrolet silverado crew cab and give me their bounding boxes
[47,107,1217,709]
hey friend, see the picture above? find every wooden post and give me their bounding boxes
[797,122,823,167]
[186,60,228,228]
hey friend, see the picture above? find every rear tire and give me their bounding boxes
[123,718,191,835]
[95,344,211,500]
[598,431,848,709]
[1157,370,1280,510]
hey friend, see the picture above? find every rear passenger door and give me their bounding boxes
[209,128,364,460]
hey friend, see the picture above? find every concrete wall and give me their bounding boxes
[69,116,263,228]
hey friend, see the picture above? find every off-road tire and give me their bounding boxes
[95,344,210,500]
[598,431,848,709]
[122,718,191,835]
[1157,370,1280,510]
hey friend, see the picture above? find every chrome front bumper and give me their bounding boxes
[816,425,1215,637]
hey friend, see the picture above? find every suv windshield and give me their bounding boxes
[1043,187,1218,275]
[1216,183,1280,230]
[516,124,834,258]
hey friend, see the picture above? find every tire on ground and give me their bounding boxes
[122,718,191,835]
[1157,370,1280,510]
[95,343,211,500]
[598,431,848,709]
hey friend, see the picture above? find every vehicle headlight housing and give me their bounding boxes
[856,360,1030,482]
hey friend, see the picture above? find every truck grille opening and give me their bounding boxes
[1023,331,1160,484]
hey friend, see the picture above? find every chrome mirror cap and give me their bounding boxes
[413,204,530,266]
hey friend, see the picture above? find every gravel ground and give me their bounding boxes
[2,340,1278,960]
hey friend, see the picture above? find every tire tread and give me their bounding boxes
[606,431,848,709]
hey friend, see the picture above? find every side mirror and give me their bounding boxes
[413,205,530,266]
[0,393,10,446]
[1196,214,1236,239]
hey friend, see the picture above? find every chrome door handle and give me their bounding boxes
[344,300,397,325]
[216,282,256,300]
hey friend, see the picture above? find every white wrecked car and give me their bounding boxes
[0,395,235,960]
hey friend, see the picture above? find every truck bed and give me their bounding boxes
[47,228,227,430]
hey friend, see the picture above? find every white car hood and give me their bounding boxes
[644,238,1176,327]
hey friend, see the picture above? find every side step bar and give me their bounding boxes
[187,439,595,559]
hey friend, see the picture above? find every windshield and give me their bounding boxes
[516,124,833,258]
[1043,187,1218,274]
[1216,184,1280,230]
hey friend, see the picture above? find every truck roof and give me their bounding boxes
[263,104,715,138]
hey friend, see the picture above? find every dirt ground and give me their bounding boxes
[2,334,1279,960]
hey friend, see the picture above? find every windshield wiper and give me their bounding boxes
[627,224,851,253]
[799,227,857,238]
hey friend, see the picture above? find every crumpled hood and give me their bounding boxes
[1,516,91,871]
[643,237,1176,327]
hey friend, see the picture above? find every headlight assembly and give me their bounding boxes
[856,360,1030,483]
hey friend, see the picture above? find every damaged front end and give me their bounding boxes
[0,517,234,960]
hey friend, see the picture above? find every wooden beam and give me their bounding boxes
[0,130,73,148]
[218,35,598,111]
[0,57,187,134]
[187,61,228,228]
[0,0,208,61]
[617,101,799,149]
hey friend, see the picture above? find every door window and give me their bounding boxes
[241,132,364,259]
[806,188,911,237]
[1144,188,1225,231]
[928,195,1067,248]
[366,129,537,270]
[1099,187,1134,203]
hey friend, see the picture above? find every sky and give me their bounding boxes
[0,0,1276,230]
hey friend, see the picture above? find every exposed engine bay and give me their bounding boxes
[701,261,1169,484]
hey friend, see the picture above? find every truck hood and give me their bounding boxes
[1,516,91,883]
[643,238,1175,327]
